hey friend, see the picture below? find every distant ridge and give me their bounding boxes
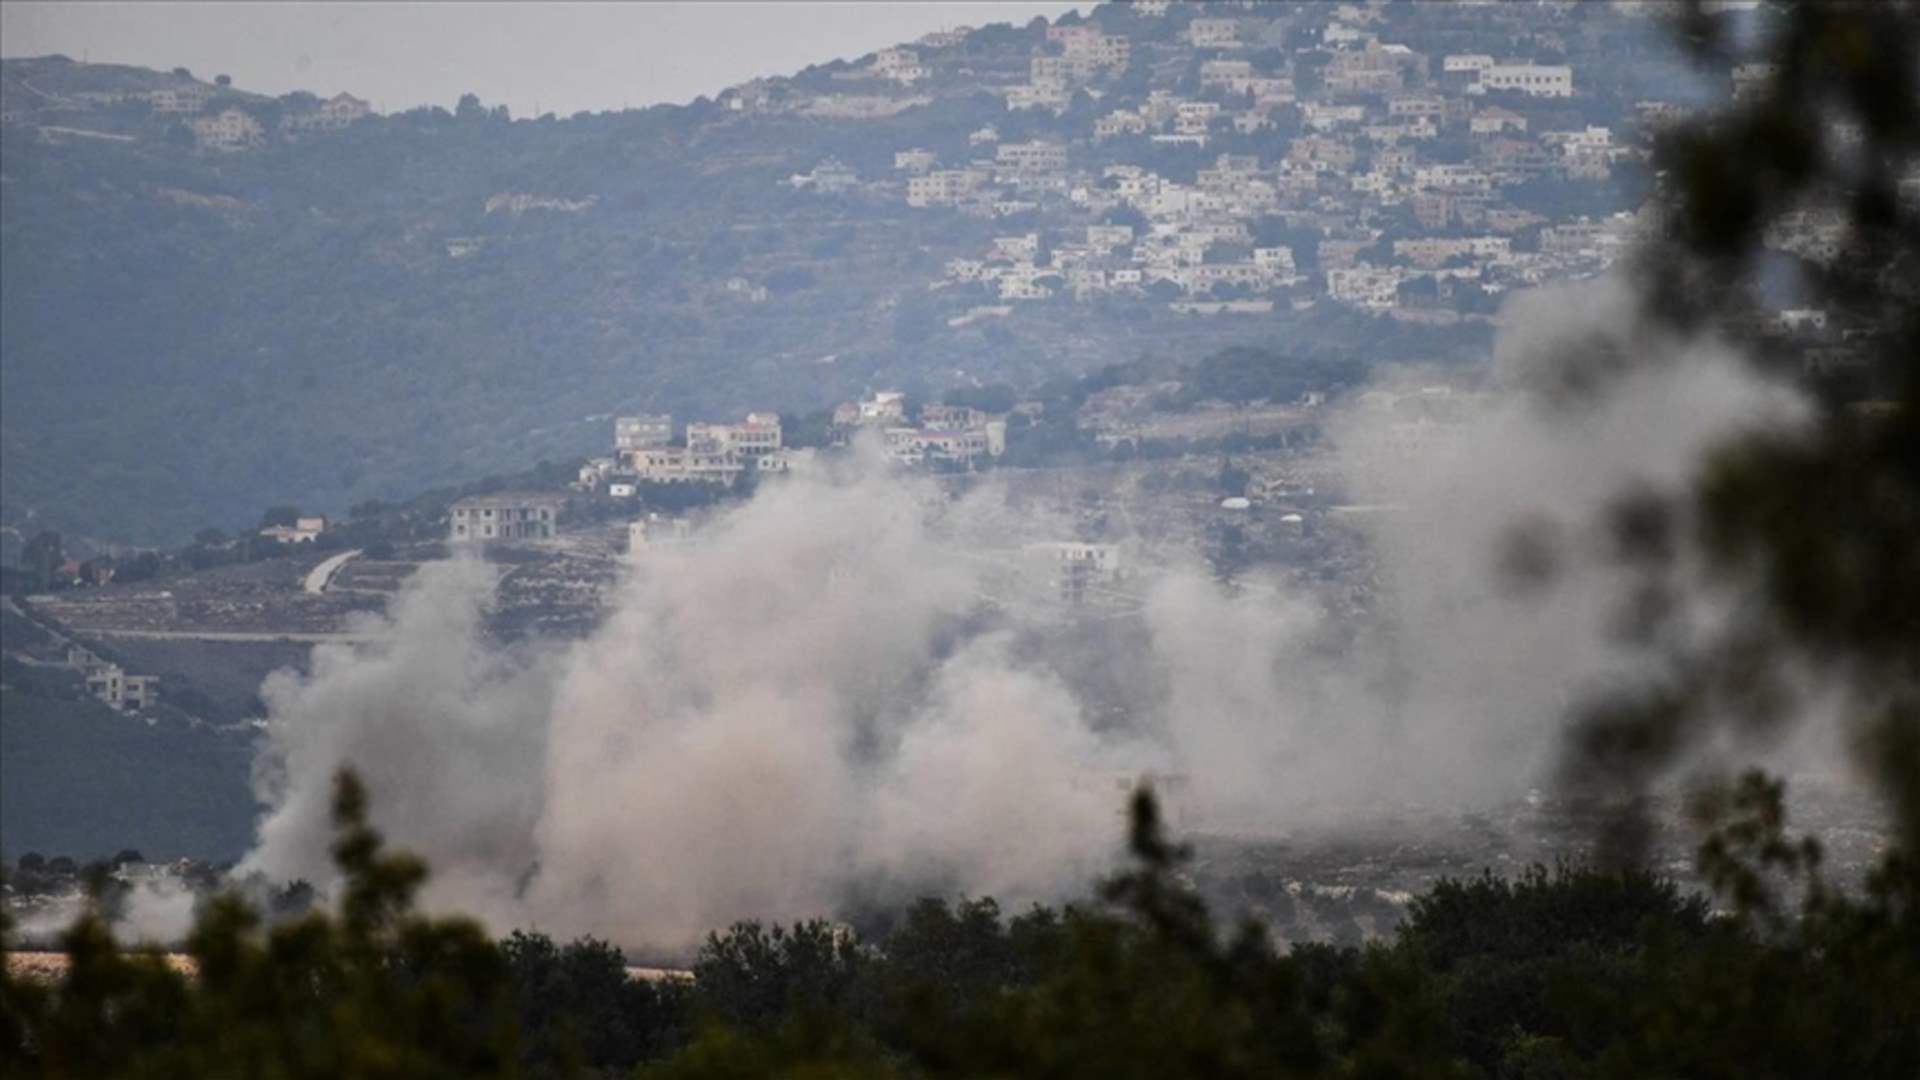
[2,2,1689,546]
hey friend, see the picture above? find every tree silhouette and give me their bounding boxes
[1551,0,1920,866]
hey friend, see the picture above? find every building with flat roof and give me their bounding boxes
[449,494,563,543]
[1477,63,1573,97]
[83,665,158,711]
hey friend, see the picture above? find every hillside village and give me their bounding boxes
[0,59,371,150]
[755,0,1888,338]
[565,389,1012,501]
[888,13,1638,316]
[747,1,1808,322]
[3,0,1902,552]
[0,2,1880,334]
[0,1,1801,318]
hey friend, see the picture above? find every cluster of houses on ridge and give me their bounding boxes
[870,9,1644,317]
[0,62,373,151]
[453,394,1012,545]
[184,91,372,150]
[570,393,1010,496]
[831,392,1010,466]
[758,3,1892,331]
[573,410,797,494]
[576,394,1007,487]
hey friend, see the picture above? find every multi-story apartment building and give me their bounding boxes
[626,446,744,484]
[995,140,1068,173]
[686,412,783,457]
[872,48,928,83]
[86,667,159,711]
[449,494,563,542]
[1327,265,1404,310]
[189,108,264,150]
[1094,110,1150,138]
[281,92,373,136]
[1477,63,1574,97]
[1186,18,1241,49]
[908,168,987,207]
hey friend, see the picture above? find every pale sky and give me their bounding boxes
[1,2,1087,118]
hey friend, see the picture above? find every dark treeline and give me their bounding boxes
[5,771,1916,1078]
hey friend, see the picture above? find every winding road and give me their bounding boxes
[302,549,363,595]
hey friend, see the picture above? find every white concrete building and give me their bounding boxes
[1049,25,1131,68]
[1326,265,1404,310]
[1253,246,1297,274]
[996,140,1068,173]
[872,47,929,82]
[687,412,783,458]
[1470,106,1529,135]
[893,148,938,173]
[1094,110,1150,139]
[907,168,987,207]
[259,516,328,544]
[1186,17,1241,49]
[991,233,1042,261]
[835,391,908,427]
[282,92,372,135]
[1443,54,1495,74]
[145,84,215,114]
[450,494,562,542]
[1477,63,1574,97]
[86,666,159,711]
[1005,80,1070,111]
[627,446,744,484]
[1199,59,1255,91]
[882,423,1002,465]
[189,108,264,150]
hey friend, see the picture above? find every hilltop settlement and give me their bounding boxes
[4,1,1901,550]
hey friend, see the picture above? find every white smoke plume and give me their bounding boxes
[238,276,1817,951]
[1149,277,1815,831]
[12,876,200,947]
[241,451,1145,947]
[246,557,556,918]
[113,876,200,944]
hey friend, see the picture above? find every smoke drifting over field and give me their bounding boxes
[237,278,1812,950]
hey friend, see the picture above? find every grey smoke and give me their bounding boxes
[245,557,557,915]
[15,876,200,945]
[237,276,1819,951]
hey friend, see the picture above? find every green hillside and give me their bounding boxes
[0,691,258,860]
[0,2,1687,545]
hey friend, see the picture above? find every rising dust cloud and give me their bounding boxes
[234,278,1816,951]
